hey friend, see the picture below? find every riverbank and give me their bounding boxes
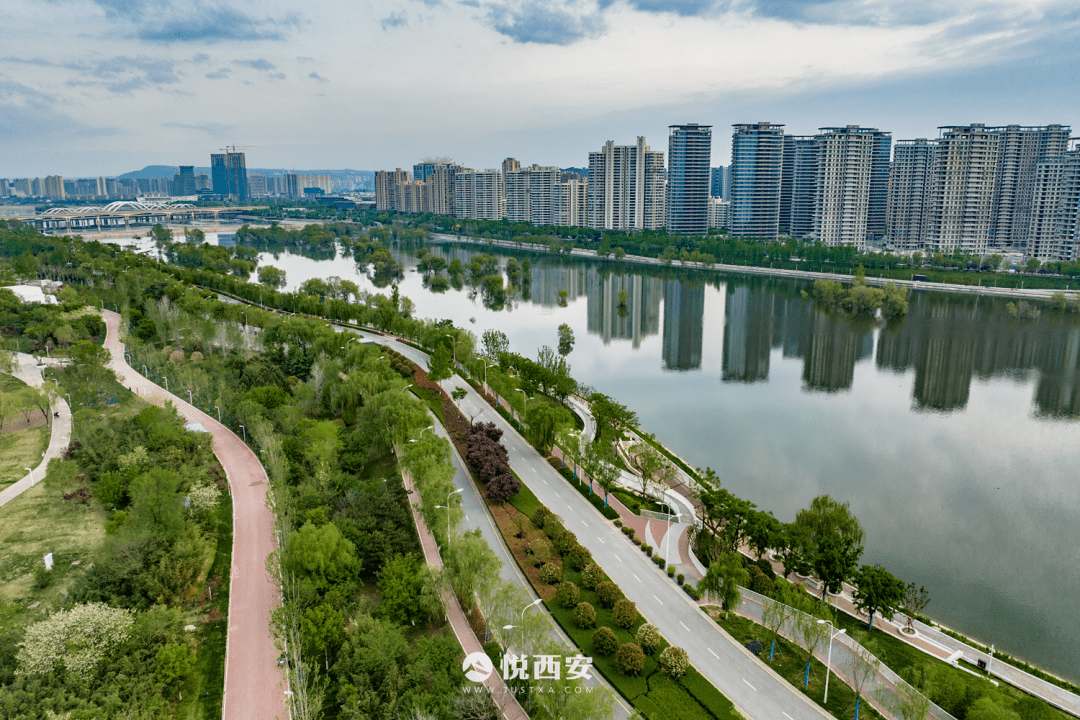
[429,233,1077,302]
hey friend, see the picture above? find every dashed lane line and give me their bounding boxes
[708,649,719,659]
[743,679,757,692]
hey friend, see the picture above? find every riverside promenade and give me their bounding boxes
[100,311,287,720]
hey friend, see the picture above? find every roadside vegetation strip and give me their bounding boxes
[484,478,742,720]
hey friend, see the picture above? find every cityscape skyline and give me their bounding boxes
[2,1,1079,177]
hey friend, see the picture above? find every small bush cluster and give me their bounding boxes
[612,599,637,629]
[615,642,645,676]
[658,645,690,679]
[465,421,520,503]
[581,562,604,590]
[595,581,622,609]
[540,562,560,584]
[635,623,661,655]
[556,581,580,608]
[574,601,596,629]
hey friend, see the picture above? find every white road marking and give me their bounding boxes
[680,621,690,632]
[615,555,622,562]
[598,537,604,544]
[743,679,757,691]
[783,713,794,720]
[542,478,548,485]
[554,491,560,498]
[633,574,641,582]
[653,595,663,605]
[708,648,719,659]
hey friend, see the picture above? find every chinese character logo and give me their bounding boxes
[462,652,494,683]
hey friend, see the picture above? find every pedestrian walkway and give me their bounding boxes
[398,463,529,720]
[0,353,72,509]
[99,311,286,720]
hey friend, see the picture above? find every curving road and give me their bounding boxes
[101,311,286,720]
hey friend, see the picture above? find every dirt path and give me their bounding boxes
[100,311,287,720]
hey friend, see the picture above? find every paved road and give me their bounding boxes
[100,311,286,720]
[0,354,72,509]
[440,374,830,720]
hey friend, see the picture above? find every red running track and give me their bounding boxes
[102,311,286,720]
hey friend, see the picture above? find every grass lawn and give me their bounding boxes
[0,424,50,490]
[0,454,109,632]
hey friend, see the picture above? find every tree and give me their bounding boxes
[595,581,621,608]
[528,401,570,451]
[612,599,637,628]
[593,626,619,656]
[658,646,689,679]
[486,471,521,504]
[378,553,439,625]
[884,677,932,720]
[631,441,672,500]
[745,510,781,559]
[17,602,134,682]
[588,393,637,445]
[445,529,501,600]
[852,565,907,630]
[557,323,575,356]
[481,329,509,358]
[258,265,287,289]
[761,597,791,661]
[580,441,619,506]
[793,611,829,686]
[795,495,864,597]
[156,642,195,697]
[426,343,452,382]
[776,522,815,579]
[573,601,596,629]
[615,643,645,676]
[635,623,661,655]
[285,520,359,593]
[556,581,580,608]
[902,583,931,632]
[699,553,748,611]
[183,227,206,244]
[846,635,882,720]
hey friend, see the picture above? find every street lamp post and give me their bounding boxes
[187,389,193,404]
[162,376,168,392]
[480,358,491,393]
[436,488,464,543]
[216,405,222,422]
[239,424,246,442]
[25,467,34,485]
[817,619,846,702]
[515,389,527,430]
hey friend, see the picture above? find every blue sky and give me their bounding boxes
[1,0,1077,177]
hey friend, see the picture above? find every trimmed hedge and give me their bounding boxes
[556,465,620,520]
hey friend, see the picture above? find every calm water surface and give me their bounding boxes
[115,232,1080,681]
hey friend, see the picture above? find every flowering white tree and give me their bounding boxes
[18,603,134,682]
[188,480,220,515]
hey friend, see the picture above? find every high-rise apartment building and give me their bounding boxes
[375,169,409,211]
[708,197,731,230]
[991,124,1071,250]
[454,169,504,221]
[44,175,65,200]
[779,136,816,237]
[554,179,587,227]
[421,163,460,216]
[502,158,521,176]
[812,126,888,248]
[1028,149,1080,262]
[886,139,937,251]
[927,125,1002,255]
[868,131,893,236]
[710,166,728,199]
[175,166,197,196]
[247,174,267,198]
[413,159,456,184]
[395,181,426,214]
[286,174,333,199]
[666,124,712,234]
[730,122,785,238]
[0,179,8,197]
[505,165,561,225]
[586,137,665,231]
[210,149,248,200]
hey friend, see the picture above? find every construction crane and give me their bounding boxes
[221,145,256,155]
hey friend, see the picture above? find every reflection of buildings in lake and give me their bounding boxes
[662,280,705,371]
[586,272,661,347]
[798,312,873,392]
[527,262,587,307]
[722,285,773,382]
[1034,325,1080,416]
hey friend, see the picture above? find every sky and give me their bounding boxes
[1,0,1078,178]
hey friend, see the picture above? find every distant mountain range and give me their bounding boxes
[113,166,375,180]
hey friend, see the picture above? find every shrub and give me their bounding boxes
[614,519,623,528]
[513,515,528,538]
[33,566,52,590]
[633,537,643,546]
[658,646,690,679]
[667,566,676,577]
[168,349,185,363]
[749,567,775,596]
[527,538,547,557]
[657,558,666,570]
[487,472,521,504]
[540,562,560,584]
[615,643,645,676]
[636,623,661,655]
[592,626,619,656]
[621,526,631,536]
[612,599,638,629]
[645,545,653,557]
[556,581,580,609]
[683,583,699,600]
[573,602,596,629]
[595,581,622,609]
[677,573,685,586]
[581,562,604,590]
[533,505,553,529]
[755,558,776,580]
[189,351,204,363]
